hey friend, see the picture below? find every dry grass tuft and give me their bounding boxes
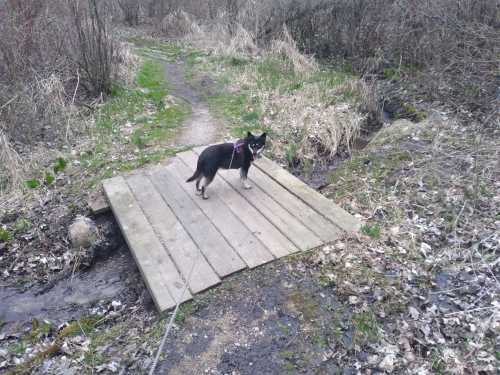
[269,26,318,75]
[220,24,259,57]
[262,85,364,165]
[115,42,140,85]
[338,79,382,125]
[187,23,258,58]
[0,128,24,194]
[160,10,201,38]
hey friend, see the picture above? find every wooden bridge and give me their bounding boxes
[103,147,360,312]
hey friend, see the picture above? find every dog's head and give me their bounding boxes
[245,131,267,159]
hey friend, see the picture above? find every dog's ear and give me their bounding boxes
[246,131,253,138]
[260,132,267,140]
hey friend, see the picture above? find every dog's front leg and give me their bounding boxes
[240,167,252,189]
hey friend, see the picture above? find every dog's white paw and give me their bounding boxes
[243,183,252,190]
[195,189,202,196]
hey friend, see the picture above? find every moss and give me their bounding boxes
[28,319,52,343]
[280,350,295,360]
[288,291,319,321]
[277,322,291,335]
[59,315,101,338]
[402,103,426,122]
[14,218,31,234]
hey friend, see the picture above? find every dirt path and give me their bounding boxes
[164,61,221,147]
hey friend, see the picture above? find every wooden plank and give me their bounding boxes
[149,168,246,277]
[191,148,323,251]
[126,174,220,294]
[248,166,342,243]
[103,177,191,311]
[177,150,296,258]
[168,160,275,268]
[254,156,361,233]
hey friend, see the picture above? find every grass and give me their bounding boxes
[207,92,266,137]
[6,315,106,375]
[0,227,12,242]
[351,310,379,346]
[361,223,381,238]
[58,315,102,338]
[288,291,319,322]
[53,157,67,174]
[174,301,199,325]
[25,179,40,189]
[44,173,55,185]
[80,57,190,186]
[14,218,31,234]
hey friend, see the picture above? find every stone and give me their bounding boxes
[378,354,396,372]
[69,216,98,249]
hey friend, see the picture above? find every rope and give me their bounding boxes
[148,254,199,375]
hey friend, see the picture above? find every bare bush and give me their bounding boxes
[67,0,117,96]
[161,0,497,117]
[117,0,140,26]
[0,0,120,147]
[281,0,500,116]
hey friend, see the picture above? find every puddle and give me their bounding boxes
[0,246,141,330]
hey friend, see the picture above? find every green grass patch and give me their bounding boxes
[80,58,190,185]
[361,223,381,238]
[175,301,199,325]
[25,178,40,189]
[351,310,379,345]
[136,60,168,106]
[208,92,265,137]
[44,173,55,186]
[53,157,67,174]
[28,319,52,343]
[59,315,101,338]
[0,227,12,242]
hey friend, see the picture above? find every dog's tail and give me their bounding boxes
[186,168,201,183]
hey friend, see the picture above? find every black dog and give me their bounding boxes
[186,132,267,199]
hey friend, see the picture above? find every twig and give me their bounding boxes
[452,200,466,231]
[71,69,80,106]
[0,95,18,110]
[444,305,497,316]
[66,69,80,142]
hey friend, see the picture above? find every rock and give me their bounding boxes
[409,306,420,320]
[87,190,110,215]
[378,354,396,372]
[69,216,98,249]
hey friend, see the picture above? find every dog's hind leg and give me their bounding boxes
[195,176,203,195]
[240,167,252,189]
[201,174,215,200]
